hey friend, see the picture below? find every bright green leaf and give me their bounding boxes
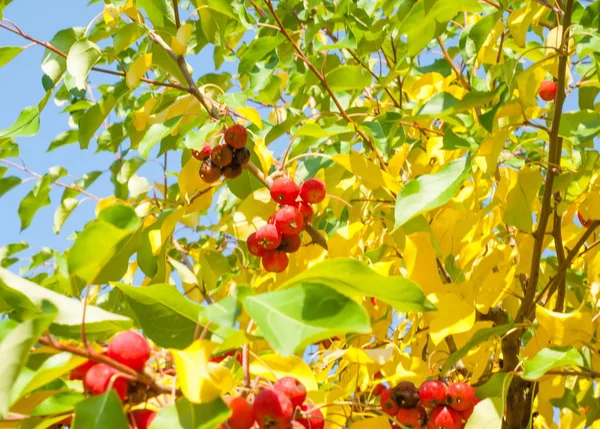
[0,46,23,68]
[150,397,230,429]
[66,39,101,90]
[522,347,584,380]
[72,391,129,429]
[325,66,372,92]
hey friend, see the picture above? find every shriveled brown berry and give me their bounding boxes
[391,381,420,408]
[234,147,251,165]
[223,162,243,179]
[224,124,248,149]
[199,160,221,183]
[211,143,233,167]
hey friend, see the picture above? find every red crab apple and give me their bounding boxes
[211,143,233,167]
[255,224,282,250]
[70,359,96,380]
[192,145,212,161]
[418,380,447,408]
[380,388,400,416]
[221,396,255,429]
[273,377,307,409]
[538,80,557,102]
[224,124,248,149]
[279,234,301,253]
[296,404,325,429]
[253,389,294,429]
[427,406,462,429]
[391,381,420,408]
[372,383,386,397]
[396,406,427,429]
[247,232,266,257]
[83,363,127,401]
[296,201,313,224]
[274,205,304,235]
[199,160,221,183]
[300,178,326,204]
[446,382,475,411]
[107,331,151,372]
[129,409,156,429]
[262,250,289,273]
[270,177,300,205]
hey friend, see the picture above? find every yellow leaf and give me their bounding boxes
[507,2,546,48]
[350,416,392,429]
[122,0,141,22]
[403,73,446,101]
[253,137,273,177]
[149,208,184,255]
[250,354,318,391]
[326,222,364,259]
[535,305,594,347]
[171,23,193,56]
[503,166,543,233]
[171,340,234,403]
[223,188,277,240]
[425,293,476,345]
[579,190,600,220]
[477,21,506,65]
[404,233,444,295]
[236,107,263,130]
[178,158,216,214]
[126,54,152,89]
[95,196,121,216]
[103,4,120,27]
[333,152,400,194]
[516,59,552,107]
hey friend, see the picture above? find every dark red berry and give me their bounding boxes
[253,389,294,429]
[446,382,475,412]
[274,206,304,235]
[224,124,248,149]
[372,383,386,397]
[234,147,251,165]
[396,406,427,429]
[278,234,301,253]
[381,388,400,416]
[418,380,447,408]
[222,162,243,179]
[199,160,221,183]
[262,250,289,273]
[211,143,233,167]
[391,381,420,409]
[296,404,325,429]
[192,145,212,161]
[296,201,313,224]
[427,406,462,429]
[247,232,266,257]
[273,377,306,409]
[270,177,300,205]
[300,178,326,204]
[255,224,281,250]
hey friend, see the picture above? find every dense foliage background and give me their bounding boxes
[1,0,600,428]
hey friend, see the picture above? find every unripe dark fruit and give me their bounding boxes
[391,381,420,409]
[300,178,326,204]
[253,389,294,429]
[211,143,233,167]
[247,232,266,257]
[296,404,325,429]
[262,250,289,273]
[255,224,282,250]
[279,234,301,253]
[224,124,248,149]
[199,160,221,183]
[192,145,212,161]
[538,80,557,102]
[273,376,306,409]
[107,330,151,372]
[234,147,251,165]
[83,363,127,401]
[222,162,243,179]
[296,201,313,224]
[270,177,300,205]
[223,395,255,429]
[418,380,447,408]
[274,206,304,235]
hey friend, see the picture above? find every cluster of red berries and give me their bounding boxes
[194,124,251,183]
[218,377,324,429]
[247,177,326,273]
[379,380,479,429]
[68,331,155,429]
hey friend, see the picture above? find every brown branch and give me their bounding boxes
[437,37,470,90]
[552,210,567,312]
[173,0,181,28]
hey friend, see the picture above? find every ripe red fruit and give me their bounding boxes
[427,406,462,429]
[300,178,326,204]
[222,162,243,179]
[262,250,289,273]
[268,213,277,225]
[273,377,307,409]
[199,160,221,183]
[107,331,151,372]
[83,363,127,401]
[372,383,386,397]
[279,234,301,253]
[247,232,266,257]
[234,147,251,165]
[70,359,96,380]
[578,211,592,228]
[129,409,156,429]
[538,80,557,102]
[255,224,282,250]
[418,380,447,408]
[223,396,255,429]
[270,177,300,205]
[192,145,212,161]
[446,382,475,411]
[211,143,233,167]
[253,389,294,429]
[296,404,325,429]
[224,124,248,149]
[370,297,378,307]
[274,206,304,235]
[210,349,242,365]
[396,406,427,429]
[391,381,420,409]
[296,201,313,224]
[380,388,400,416]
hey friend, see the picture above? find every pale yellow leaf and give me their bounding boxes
[104,4,120,27]
[126,54,152,89]
[425,292,476,345]
[250,354,317,391]
[253,137,273,177]
[535,305,594,347]
[171,23,193,56]
[507,2,546,48]
[333,152,400,194]
[236,107,263,129]
[178,158,216,214]
[404,233,444,295]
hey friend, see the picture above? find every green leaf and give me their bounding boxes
[18,176,52,231]
[280,258,434,313]
[47,130,78,152]
[72,391,129,429]
[325,66,372,92]
[42,28,84,84]
[66,39,102,90]
[393,156,471,230]
[294,123,353,138]
[114,22,147,53]
[150,397,230,429]
[0,46,23,68]
[112,283,203,349]
[68,205,142,284]
[151,43,187,83]
[0,267,132,339]
[137,0,176,29]
[0,105,41,139]
[238,36,284,74]
[0,176,20,198]
[0,309,56,419]
[138,117,181,159]
[522,347,584,380]
[53,198,79,233]
[203,297,239,329]
[416,92,460,116]
[466,373,513,429]
[442,325,511,374]
[31,391,85,416]
[245,283,371,356]
[459,14,498,65]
